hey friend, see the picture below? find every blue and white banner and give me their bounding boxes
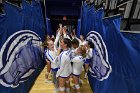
[87,14,140,93]
[0,0,45,93]
[86,31,112,81]
[0,30,43,88]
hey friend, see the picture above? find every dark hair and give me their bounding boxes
[63,38,71,48]
[88,40,94,49]
[56,25,60,30]
[71,38,79,46]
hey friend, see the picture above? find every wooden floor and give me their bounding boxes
[30,66,93,93]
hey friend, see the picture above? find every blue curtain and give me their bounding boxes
[81,2,96,38]
[86,4,95,33]
[77,19,81,38]
[32,0,45,40]
[94,8,105,38]
[81,2,89,37]
[0,1,45,93]
[22,0,34,31]
[3,2,23,35]
[22,0,45,40]
[87,14,140,93]
[0,14,6,49]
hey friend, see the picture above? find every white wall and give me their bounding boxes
[133,2,140,19]
[124,1,133,18]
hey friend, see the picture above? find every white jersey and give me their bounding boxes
[86,48,93,59]
[71,48,78,58]
[56,49,72,78]
[85,48,93,64]
[45,49,59,70]
[45,32,60,70]
[54,31,61,49]
[71,55,84,76]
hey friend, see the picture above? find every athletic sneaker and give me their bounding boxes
[54,88,59,93]
[45,79,52,83]
[66,88,70,93]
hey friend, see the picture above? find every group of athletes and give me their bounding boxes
[43,24,93,93]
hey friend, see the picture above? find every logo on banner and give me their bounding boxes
[0,30,43,88]
[86,31,112,81]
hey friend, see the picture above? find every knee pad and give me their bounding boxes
[66,80,70,84]
[75,84,80,89]
[59,87,65,91]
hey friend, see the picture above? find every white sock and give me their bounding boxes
[66,88,70,93]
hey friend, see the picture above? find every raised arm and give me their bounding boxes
[54,24,63,49]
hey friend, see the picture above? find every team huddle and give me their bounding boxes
[43,24,93,93]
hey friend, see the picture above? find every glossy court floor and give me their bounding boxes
[30,66,92,93]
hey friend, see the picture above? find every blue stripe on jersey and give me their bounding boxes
[51,68,59,72]
[60,51,64,65]
[72,73,80,76]
[66,49,71,55]
[59,76,69,78]
[84,58,91,64]
[44,48,48,59]
[47,49,54,61]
